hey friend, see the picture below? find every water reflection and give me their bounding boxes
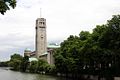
[0,67,65,80]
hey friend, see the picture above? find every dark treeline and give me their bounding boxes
[6,54,55,74]
[0,61,9,67]
[0,15,120,80]
[53,15,120,79]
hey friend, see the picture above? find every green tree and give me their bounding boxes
[9,53,23,70]
[10,53,23,61]
[98,15,120,76]
[37,59,49,73]
[20,56,29,72]
[54,15,120,79]
[0,61,9,67]
[0,0,16,15]
[29,61,38,73]
[54,35,85,76]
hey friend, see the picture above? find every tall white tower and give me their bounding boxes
[35,18,47,58]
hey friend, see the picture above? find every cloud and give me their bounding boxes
[0,33,34,61]
[0,0,120,61]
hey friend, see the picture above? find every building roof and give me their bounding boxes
[29,58,38,62]
[47,43,60,48]
[40,52,48,56]
[24,48,31,52]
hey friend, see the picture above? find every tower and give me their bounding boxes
[35,17,47,58]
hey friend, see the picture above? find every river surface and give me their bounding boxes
[0,67,67,80]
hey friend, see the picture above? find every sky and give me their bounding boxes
[0,0,120,61]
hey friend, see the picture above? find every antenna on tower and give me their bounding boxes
[40,8,42,18]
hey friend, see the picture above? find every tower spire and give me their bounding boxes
[40,8,42,18]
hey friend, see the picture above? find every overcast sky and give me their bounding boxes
[0,0,120,61]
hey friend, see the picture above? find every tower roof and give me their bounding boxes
[47,43,60,48]
[24,48,31,52]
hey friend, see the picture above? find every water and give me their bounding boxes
[0,67,66,80]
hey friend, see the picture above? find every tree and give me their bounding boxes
[98,15,120,76]
[0,0,16,15]
[54,15,120,79]
[10,53,23,61]
[54,35,84,77]
[79,31,91,41]
[29,61,38,73]
[0,61,9,67]
[20,56,29,72]
[37,59,49,73]
[9,53,23,70]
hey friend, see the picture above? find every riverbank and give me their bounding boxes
[4,67,116,80]
[0,67,67,80]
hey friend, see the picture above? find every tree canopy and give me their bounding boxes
[0,0,16,15]
[2,14,120,79]
[54,15,120,79]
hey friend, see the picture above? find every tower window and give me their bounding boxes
[39,26,45,28]
[39,22,42,24]
[43,22,45,25]
[41,35,43,39]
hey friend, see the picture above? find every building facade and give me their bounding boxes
[24,17,60,64]
[35,18,47,58]
[24,44,60,64]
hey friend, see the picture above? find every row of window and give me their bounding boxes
[39,22,45,25]
[36,27,45,29]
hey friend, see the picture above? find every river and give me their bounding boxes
[0,67,67,80]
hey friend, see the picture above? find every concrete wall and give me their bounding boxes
[114,77,120,80]
[39,54,47,61]
[47,51,54,64]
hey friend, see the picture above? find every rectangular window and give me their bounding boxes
[39,22,42,24]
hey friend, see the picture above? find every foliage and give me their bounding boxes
[6,14,120,79]
[0,0,16,15]
[20,56,29,72]
[9,54,23,70]
[8,53,54,74]
[10,53,23,61]
[0,61,9,67]
[28,59,53,74]
[29,61,38,73]
[54,14,120,78]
